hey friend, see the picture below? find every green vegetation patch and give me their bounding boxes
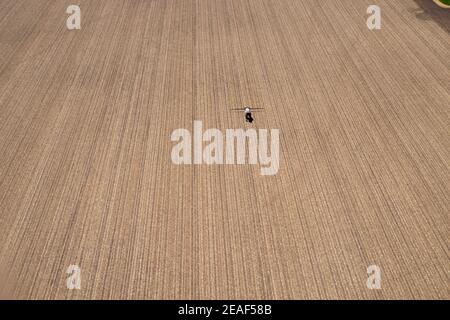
[438,0,450,5]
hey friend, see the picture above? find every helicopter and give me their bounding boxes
[230,106,264,123]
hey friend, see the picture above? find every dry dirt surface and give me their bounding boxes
[0,0,449,299]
